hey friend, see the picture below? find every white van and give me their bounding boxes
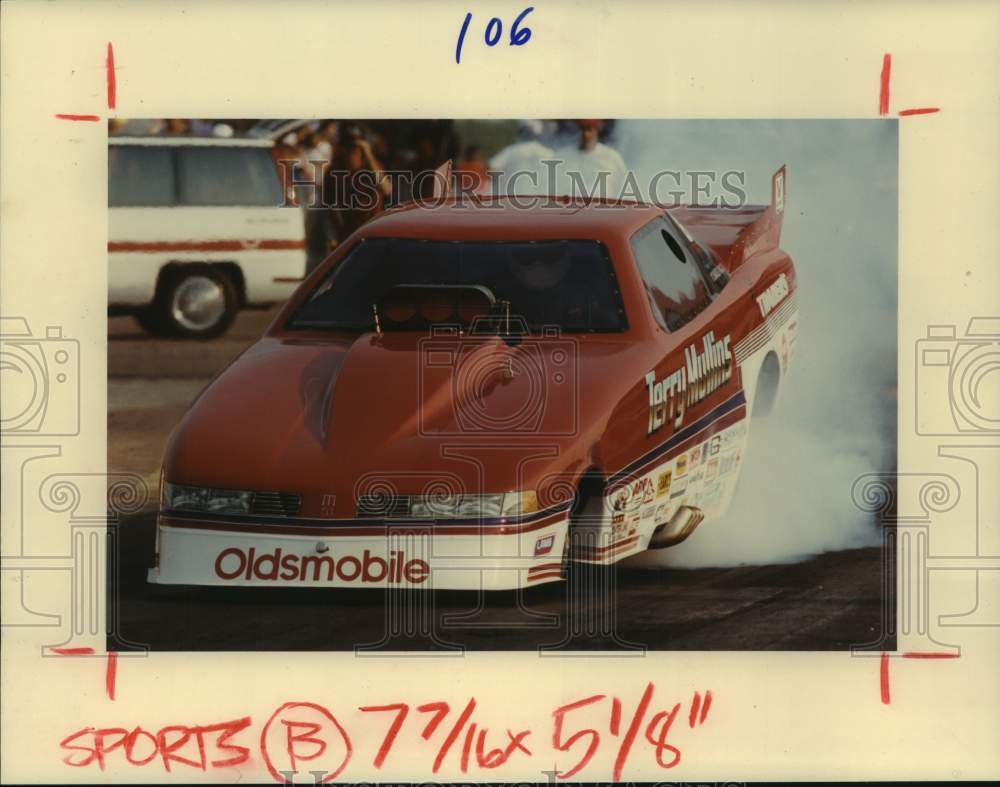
[108,136,306,338]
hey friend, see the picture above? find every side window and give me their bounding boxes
[630,217,712,331]
[176,147,284,207]
[108,146,176,206]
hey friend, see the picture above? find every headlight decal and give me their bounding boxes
[162,482,253,515]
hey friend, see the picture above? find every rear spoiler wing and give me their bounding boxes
[672,164,787,272]
[735,164,786,269]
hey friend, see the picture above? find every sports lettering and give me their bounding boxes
[213,547,430,585]
[645,332,733,436]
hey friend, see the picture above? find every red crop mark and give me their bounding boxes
[879,54,891,116]
[106,652,118,701]
[106,42,117,110]
[50,646,95,655]
[879,651,958,704]
[902,651,959,659]
[879,52,940,117]
[57,42,115,123]
[880,652,890,704]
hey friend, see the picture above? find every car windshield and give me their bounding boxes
[287,237,628,333]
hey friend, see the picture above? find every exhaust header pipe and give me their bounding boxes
[647,505,705,549]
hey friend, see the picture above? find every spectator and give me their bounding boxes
[555,119,628,199]
[161,118,191,136]
[454,145,489,194]
[272,132,303,202]
[327,123,392,243]
[298,126,337,271]
[489,119,555,195]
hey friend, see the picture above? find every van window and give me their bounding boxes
[630,217,711,331]
[176,147,283,207]
[109,146,175,207]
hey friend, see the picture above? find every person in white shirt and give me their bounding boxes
[554,119,628,200]
[488,120,555,195]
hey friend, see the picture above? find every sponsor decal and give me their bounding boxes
[689,445,702,466]
[320,493,337,517]
[755,273,790,319]
[612,512,625,525]
[689,468,704,485]
[669,479,688,500]
[613,485,633,512]
[709,435,722,456]
[656,470,672,498]
[645,331,733,436]
[676,454,688,477]
[641,505,656,520]
[706,458,720,482]
[615,478,652,512]
[534,534,555,556]
[628,512,642,532]
[655,502,671,523]
[213,547,430,585]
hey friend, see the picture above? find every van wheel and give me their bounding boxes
[154,268,238,339]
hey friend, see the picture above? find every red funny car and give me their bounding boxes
[149,166,797,590]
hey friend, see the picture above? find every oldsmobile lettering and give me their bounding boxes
[213,547,430,585]
[645,331,733,435]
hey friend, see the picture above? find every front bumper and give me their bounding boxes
[148,507,571,591]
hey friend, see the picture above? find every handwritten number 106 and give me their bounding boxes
[456,7,534,64]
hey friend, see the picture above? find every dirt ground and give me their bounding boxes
[107,307,279,499]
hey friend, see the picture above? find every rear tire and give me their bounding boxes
[150,268,239,339]
[752,352,781,418]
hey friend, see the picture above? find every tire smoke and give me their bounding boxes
[616,120,897,567]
